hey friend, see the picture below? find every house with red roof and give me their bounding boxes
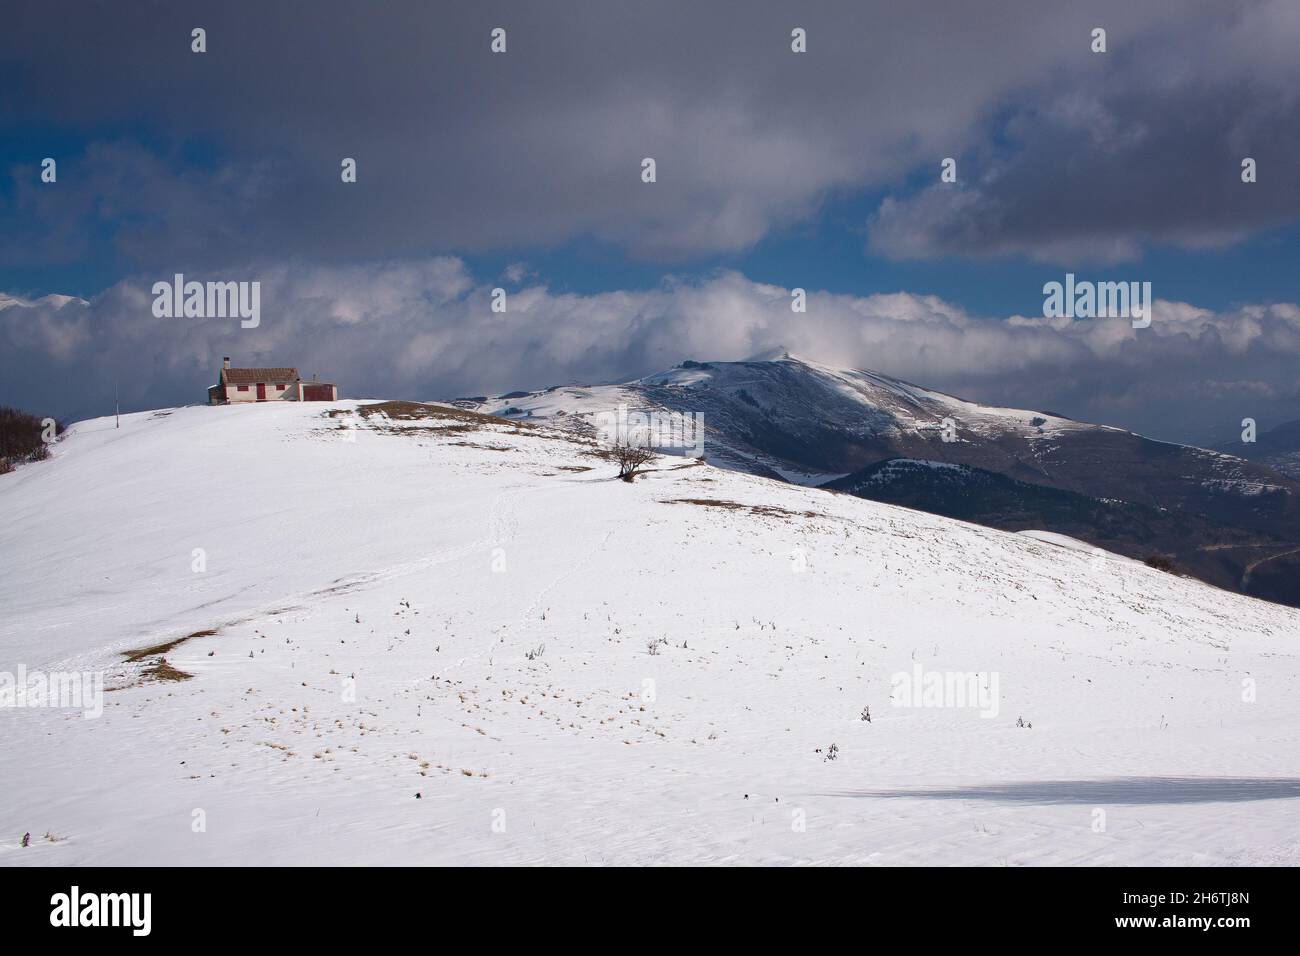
[207,358,338,404]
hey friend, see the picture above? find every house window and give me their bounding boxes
[238,385,249,392]
[275,383,285,390]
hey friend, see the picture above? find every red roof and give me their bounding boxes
[220,367,300,385]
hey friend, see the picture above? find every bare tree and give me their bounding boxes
[612,439,655,481]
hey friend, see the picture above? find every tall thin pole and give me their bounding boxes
[115,378,120,429]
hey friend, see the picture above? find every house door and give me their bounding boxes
[256,383,266,401]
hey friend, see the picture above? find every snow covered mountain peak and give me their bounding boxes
[739,345,803,363]
[474,352,1095,480]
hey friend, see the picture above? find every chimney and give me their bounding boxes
[223,356,231,370]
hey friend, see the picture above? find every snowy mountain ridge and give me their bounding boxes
[470,351,1097,480]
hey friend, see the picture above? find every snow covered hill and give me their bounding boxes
[2,400,1299,865]
[468,352,1300,607]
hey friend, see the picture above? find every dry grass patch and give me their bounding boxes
[122,628,218,663]
[355,401,553,439]
[358,401,523,428]
[141,659,193,683]
[662,498,818,519]
[666,497,746,511]
[445,441,516,452]
[119,627,216,683]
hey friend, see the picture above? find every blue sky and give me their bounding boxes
[458,214,1300,320]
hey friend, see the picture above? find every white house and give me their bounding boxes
[208,358,338,404]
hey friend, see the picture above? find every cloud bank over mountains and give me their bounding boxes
[4,260,1298,444]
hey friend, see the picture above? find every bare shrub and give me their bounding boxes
[612,439,655,481]
[0,406,62,469]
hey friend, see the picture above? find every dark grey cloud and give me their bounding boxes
[1,0,1240,268]
[869,0,1300,262]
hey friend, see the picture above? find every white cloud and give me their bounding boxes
[4,260,1300,442]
